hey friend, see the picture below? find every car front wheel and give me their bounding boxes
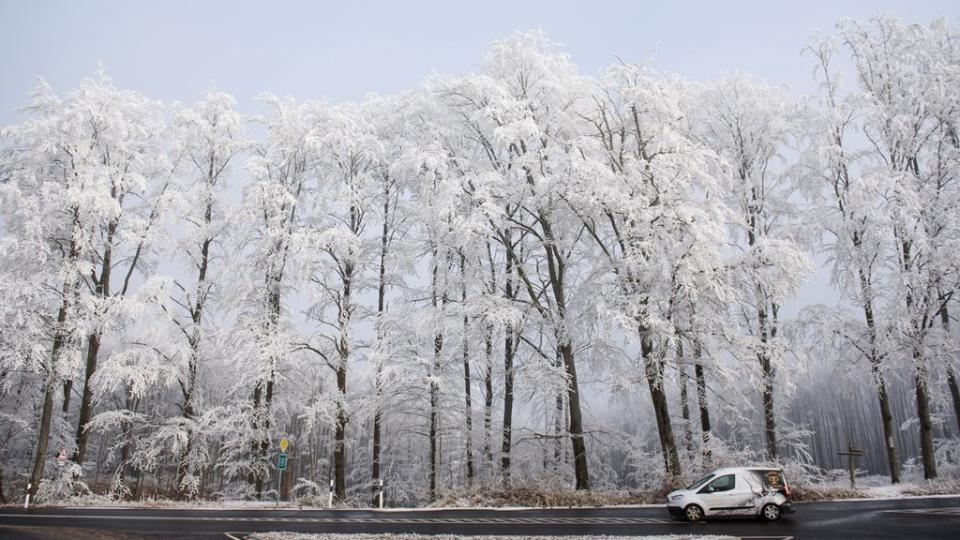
[761,503,781,521]
[684,504,704,522]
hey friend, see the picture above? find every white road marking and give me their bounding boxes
[880,506,960,517]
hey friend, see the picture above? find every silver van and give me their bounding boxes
[666,466,795,522]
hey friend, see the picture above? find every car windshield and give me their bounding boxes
[686,474,714,490]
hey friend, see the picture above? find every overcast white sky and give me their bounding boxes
[1,0,957,311]
[2,0,957,126]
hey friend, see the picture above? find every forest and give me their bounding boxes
[1,15,959,505]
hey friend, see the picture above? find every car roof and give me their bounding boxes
[710,466,783,475]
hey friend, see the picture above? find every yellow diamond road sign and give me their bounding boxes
[280,437,289,452]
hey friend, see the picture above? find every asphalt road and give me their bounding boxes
[0,496,958,540]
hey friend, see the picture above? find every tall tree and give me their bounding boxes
[167,91,246,498]
[235,95,319,497]
[694,75,810,461]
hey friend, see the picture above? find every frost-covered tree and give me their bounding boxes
[163,90,246,498]
[1,73,169,496]
[801,37,903,483]
[834,16,960,478]
[574,63,731,478]
[230,95,320,498]
[436,31,596,490]
[298,101,380,500]
[692,75,812,461]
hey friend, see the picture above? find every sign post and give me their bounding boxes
[836,442,863,489]
[276,436,289,506]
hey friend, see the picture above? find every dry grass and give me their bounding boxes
[900,480,960,496]
[435,485,671,508]
[785,485,869,502]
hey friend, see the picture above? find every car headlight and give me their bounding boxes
[669,494,683,501]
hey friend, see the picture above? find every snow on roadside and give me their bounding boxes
[249,535,734,540]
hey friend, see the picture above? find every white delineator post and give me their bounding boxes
[24,483,31,509]
[328,479,334,508]
[276,471,281,508]
[378,479,384,509]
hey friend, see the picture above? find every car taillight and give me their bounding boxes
[783,483,791,497]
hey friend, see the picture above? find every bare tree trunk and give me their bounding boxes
[482,242,496,473]
[859,271,901,483]
[693,350,712,462]
[29,246,78,498]
[757,296,778,461]
[176,201,213,499]
[460,254,475,484]
[553,386,564,472]
[73,332,101,464]
[251,282,281,499]
[535,207,589,491]
[117,391,137,498]
[429,251,444,501]
[333,253,354,501]
[29,376,58,498]
[678,342,693,457]
[372,182,390,506]
[500,244,515,486]
[940,302,960,433]
[74,205,122,466]
[641,328,681,479]
[915,359,938,479]
[901,240,936,479]
[482,324,494,471]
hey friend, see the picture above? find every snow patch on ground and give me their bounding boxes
[791,474,960,502]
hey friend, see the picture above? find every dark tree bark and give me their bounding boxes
[482,242,496,472]
[29,215,79,497]
[482,324,494,470]
[677,342,693,456]
[73,193,122,465]
[460,253,475,483]
[693,351,712,462]
[940,302,960,433]
[641,329,681,478]
[500,239,515,486]
[372,178,391,506]
[900,240,937,479]
[176,195,214,499]
[329,198,360,501]
[859,270,901,483]
[429,248,445,501]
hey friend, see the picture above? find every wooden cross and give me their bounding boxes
[836,443,864,489]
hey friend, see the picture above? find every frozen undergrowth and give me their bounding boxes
[249,535,734,540]
[18,475,960,509]
[790,476,960,501]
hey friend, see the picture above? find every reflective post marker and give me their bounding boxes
[378,479,384,509]
[24,483,31,509]
[328,479,334,508]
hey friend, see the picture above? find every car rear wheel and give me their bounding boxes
[761,503,781,521]
[684,504,704,522]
